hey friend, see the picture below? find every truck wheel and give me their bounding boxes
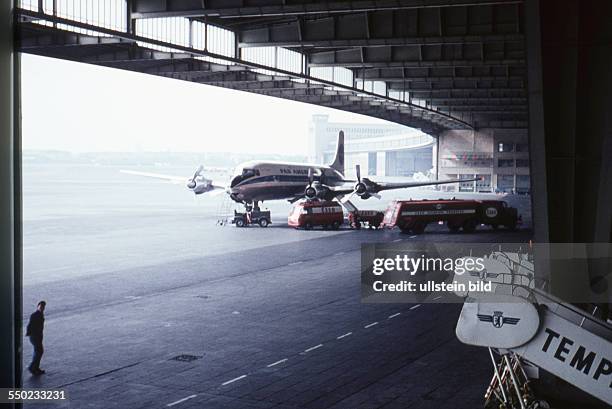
[354,221,361,230]
[331,221,340,230]
[463,219,478,233]
[236,218,245,228]
[259,218,269,228]
[505,221,517,231]
[304,222,313,230]
[491,223,499,230]
[400,227,411,234]
[412,222,427,234]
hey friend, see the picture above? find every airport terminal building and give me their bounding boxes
[437,129,531,194]
[310,115,530,194]
[308,114,434,178]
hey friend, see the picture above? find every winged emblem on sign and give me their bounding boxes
[477,311,520,328]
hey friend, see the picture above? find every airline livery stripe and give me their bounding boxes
[400,209,476,216]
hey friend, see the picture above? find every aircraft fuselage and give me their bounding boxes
[229,161,345,203]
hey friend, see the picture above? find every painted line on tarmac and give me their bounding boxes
[222,374,247,386]
[167,394,197,407]
[409,235,418,238]
[433,295,442,301]
[392,239,402,242]
[223,307,425,390]
[334,251,345,256]
[288,261,304,266]
[304,344,323,353]
[267,359,288,368]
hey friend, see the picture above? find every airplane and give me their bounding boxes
[121,131,479,211]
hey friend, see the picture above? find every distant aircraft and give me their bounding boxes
[121,131,479,211]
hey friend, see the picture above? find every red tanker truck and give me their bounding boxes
[381,199,520,234]
[288,200,344,230]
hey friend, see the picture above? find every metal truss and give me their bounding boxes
[16,9,476,134]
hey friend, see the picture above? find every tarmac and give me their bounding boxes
[20,164,533,408]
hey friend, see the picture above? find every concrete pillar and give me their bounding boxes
[525,1,612,303]
[1,0,21,396]
[527,0,612,244]
[376,151,386,177]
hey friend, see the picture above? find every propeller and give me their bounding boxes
[350,164,381,200]
[354,165,367,195]
[187,165,204,190]
[304,168,317,199]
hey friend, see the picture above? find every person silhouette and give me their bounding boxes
[26,300,46,375]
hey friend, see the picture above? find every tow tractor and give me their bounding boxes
[348,210,385,229]
[231,204,271,228]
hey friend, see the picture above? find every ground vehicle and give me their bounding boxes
[288,200,343,230]
[381,199,519,234]
[348,210,385,229]
[232,209,271,227]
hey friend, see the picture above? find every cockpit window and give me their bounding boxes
[231,168,260,187]
[242,169,259,178]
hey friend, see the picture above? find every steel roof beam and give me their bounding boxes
[239,34,524,49]
[309,59,524,68]
[131,0,523,19]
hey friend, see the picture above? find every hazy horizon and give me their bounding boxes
[21,54,413,156]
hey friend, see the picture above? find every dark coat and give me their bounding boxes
[26,310,44,338]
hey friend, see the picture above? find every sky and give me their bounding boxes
[21,54,400,155]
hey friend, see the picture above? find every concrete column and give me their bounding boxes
[376,151,386,177]
[1,0,21,395]
[525,1,612,303]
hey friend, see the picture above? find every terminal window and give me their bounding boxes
[498,142,514,152]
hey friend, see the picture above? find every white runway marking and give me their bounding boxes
[364,322,378,328]
[304,344,323,353]
[288,261,304,266]
[410,304,422,310]
[221,375,247,386]
[267,359,288,368]
[334,251,345,256]
[388,312,401,319]
[392,239,402,242]
[433,295,442,300]
[409,235,418,238]
[336,332,352,339]
[167,394,197,407]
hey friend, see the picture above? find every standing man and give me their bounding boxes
[26,301,46,375]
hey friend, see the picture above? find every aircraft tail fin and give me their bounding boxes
[329,131,345,176]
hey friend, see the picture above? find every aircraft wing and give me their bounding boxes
[325,177,481,197]
[120,166,226,194]
[120,170,186,184]
[366,177,482,192]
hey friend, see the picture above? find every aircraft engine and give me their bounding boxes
[305,185,317,199]
[304,183,329,200]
